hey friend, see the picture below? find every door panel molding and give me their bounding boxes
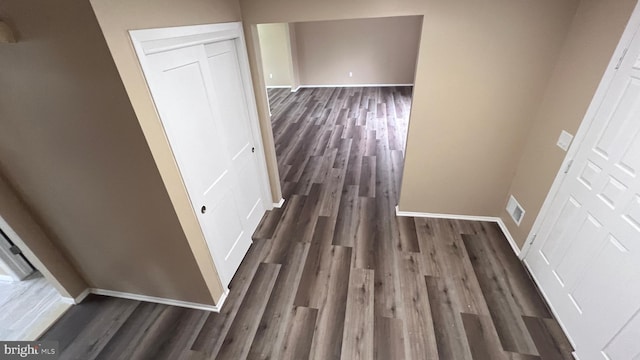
[130,22,274,293]
[130,23,273,213]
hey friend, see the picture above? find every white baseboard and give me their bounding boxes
[395,206,521,257]
[88,288,229,312]
[213,288,229,311]
[63,287,91,304]
[495,218,521,257]
[273,198,286,208]
[299,83,413,88]
[268,84,412,90]
[395,206,497,222]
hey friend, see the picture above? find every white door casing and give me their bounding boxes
[524,9,640,360]
[130,23,272,289]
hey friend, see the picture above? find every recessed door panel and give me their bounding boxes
[144,38,266,288]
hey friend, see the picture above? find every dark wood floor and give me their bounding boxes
[39,87,573,360]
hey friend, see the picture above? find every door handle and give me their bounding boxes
[201,205,207,214]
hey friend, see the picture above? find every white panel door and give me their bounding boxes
[204,41,266,234]
[525,29,640,359]
[145,40,266,288]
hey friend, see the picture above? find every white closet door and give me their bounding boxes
[145,39,266,288]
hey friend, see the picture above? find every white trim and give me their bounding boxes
[0,274,15,282]
[520,1,640,259]
[129,23,241,55]
[299,83,413,88]
[496,218,521,257]
[395,206,520,257]
[267,84,411,91]
[395,206,497,222]
[273,198,286,208]
[213,287,230,311]
[62,286,230,312]
[89,288,229,312]
[69,287,91,304]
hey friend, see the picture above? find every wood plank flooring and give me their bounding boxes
[38,87,573,359]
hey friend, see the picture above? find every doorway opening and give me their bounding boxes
[0,226,70,340]
[256,16,422,200]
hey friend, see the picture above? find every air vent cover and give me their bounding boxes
[506,195,525,226]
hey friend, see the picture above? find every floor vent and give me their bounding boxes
[506,195,525,226]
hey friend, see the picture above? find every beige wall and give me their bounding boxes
[0,0,215,304]
[258,23,294,87]
[241,0,580,218]
[89,0,246,304]
[501,0,637,248]
[294,16,422,85]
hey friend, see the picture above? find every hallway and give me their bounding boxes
[39,86,572,359]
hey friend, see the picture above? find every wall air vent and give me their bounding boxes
[506,195,525,226]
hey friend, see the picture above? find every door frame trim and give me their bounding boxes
[520,2,640,259]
